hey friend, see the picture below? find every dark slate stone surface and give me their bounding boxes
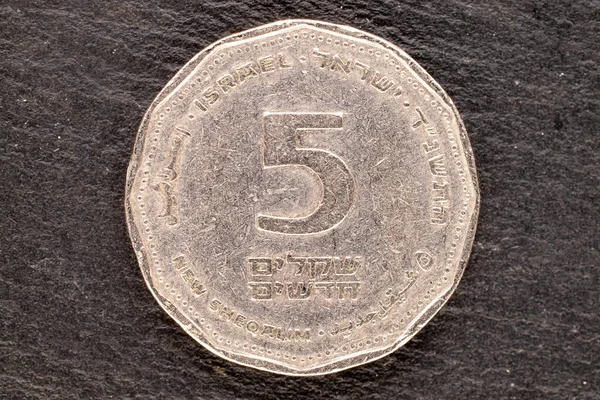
[1,1,598,399]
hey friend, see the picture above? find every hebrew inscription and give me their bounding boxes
[412,108,451,225]
[247,255,361,300]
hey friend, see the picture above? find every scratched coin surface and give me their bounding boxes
[125,20,479,375]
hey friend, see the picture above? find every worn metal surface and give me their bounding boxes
[126,20,479,375]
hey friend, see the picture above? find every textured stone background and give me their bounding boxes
[1,1,598,399]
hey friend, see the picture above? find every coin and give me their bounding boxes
[125,20,479,375]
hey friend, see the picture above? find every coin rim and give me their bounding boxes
[125,19,480,376]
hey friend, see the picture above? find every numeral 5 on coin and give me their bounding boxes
[258,112,355,235]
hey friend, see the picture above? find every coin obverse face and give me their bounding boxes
[125,20,479,375]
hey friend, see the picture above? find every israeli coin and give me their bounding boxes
[125,20,479,375]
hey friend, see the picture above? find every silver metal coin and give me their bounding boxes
[125,20,479,375]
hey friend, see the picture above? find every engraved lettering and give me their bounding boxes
[190,54,292,112]
[172,255,188,271]
[246,320,260,334]
[189,279,207,296]
[261,324,278,338]
[287,254,309,276]
[336,282,360,300]
[354,60,371,81]
[431,205,447,224]
[273,282,285,295]
[275,328,287,341]
[154,124,189,226]
[425,126,438,136]
[335,256,361,275]
[432,180,448,202]
[181,269,195,283]
[330,321,354,336]
[415,251,433,270]
[208,298,311,342]
[172,256,207,296]
[289,329,310,342]
[258,55,276,72]
[428,154,447,176]
[279,54,292,68]
[308,257,334,276]
[314,282,335,299]
[219,306,235,321]
[379,290,408,318]
[412,107,428,128]
[248,282,273,300]
[422,139,440,154]
[355,311,377,328]
[193,98,207,112]
[155,182,177,225]
[288,256,334,278]
[247,255,362,300]
[165,127,191,180]
[248,257,283,276]
[313,48,330,68]
[287,282,312,300]
[410,107,451,225]
[233,314,247,327]
[217,74,237,92]
[370,71,395,92]
[331,54,352,73]
[235,62,259,83]
[202,86,220,104]
[209,299,221,311]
